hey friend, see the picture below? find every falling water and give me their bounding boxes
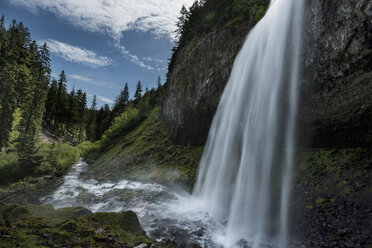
[193,0,304,247]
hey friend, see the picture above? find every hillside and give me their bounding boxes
[81,108,203,190]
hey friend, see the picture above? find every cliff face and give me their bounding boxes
[300,0,372,147]
[162,23,251,145]
[162,0,371,147]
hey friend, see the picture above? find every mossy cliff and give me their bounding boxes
[293,148,372,247]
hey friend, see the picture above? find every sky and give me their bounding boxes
[0,0,194,107]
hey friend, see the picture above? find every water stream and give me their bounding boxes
[41,159,224,247]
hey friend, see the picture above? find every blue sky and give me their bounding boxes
[1,0,193,107]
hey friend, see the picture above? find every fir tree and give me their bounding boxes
[112,82,130,118]
[134,80,143,102]
[45,79,58,123]
[55,70,68,131]
[86,95,97,140]
[157,75,162,88]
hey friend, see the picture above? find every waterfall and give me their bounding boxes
[193,0,304,247]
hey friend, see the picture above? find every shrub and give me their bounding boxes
[100,107,147,150]
[0,152,20,184]
[36,143,80,176]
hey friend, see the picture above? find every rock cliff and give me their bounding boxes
[162,22,252,145]
[300,0,372,147]
[162,0,371,147]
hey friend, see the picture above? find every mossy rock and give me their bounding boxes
[0,203,165,247]
[89,211,144,234]
[25,204,92,224]
[0,203,30,221]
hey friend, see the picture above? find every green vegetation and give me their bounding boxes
[295,148,371,200]
[0,203,170,248]
[0,17,51,173]
[0,16,89,185]
[293,148,372,246]
[0,142,80,184]
[81,108,203,190]
[293,147,372,215]
[176,0,270,47]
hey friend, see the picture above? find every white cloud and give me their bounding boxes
[87,94,114,104]
[114,43,154,70]
[69,74,92,83]
[97,96,114,104]
[7,0,195,40]
[41,39,112,68]
[13,0,194,70]
[69,74,114,89]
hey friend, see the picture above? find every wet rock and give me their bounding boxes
[299,0,372,147]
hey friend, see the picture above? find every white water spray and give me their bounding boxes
[193,0,304,247]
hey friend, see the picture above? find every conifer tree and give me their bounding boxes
[96,104,111,139]
[86,95,97,140]
[157,75,162,88]
[112,82,130,118]
[45,79,58,124]
[55,70,68,131]
[134,80,143,102]
[17,39,50,169]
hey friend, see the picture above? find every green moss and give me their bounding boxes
[0,203,167,247]
[90,211,143,234]
[316,197,326,206]
[295,148,371,199]
[294,147,372,223]
[23,205,91,224]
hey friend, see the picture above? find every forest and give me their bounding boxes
[0,16,163,185]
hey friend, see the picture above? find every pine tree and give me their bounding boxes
[0,15,5,33]
[176,5,190,40]
[0,65,18,148]
[45,79,58,123]
[91,95,97,111]
[112,82,130,118]
[157,75,162,88]
[123,83,129,105]
[67,87,76,135]
[86,95,97,140]
[96,104,111,139]
[55,70,68,132]
[134,80,143,102]
[17,40,50,169]
[77,91,87,142]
